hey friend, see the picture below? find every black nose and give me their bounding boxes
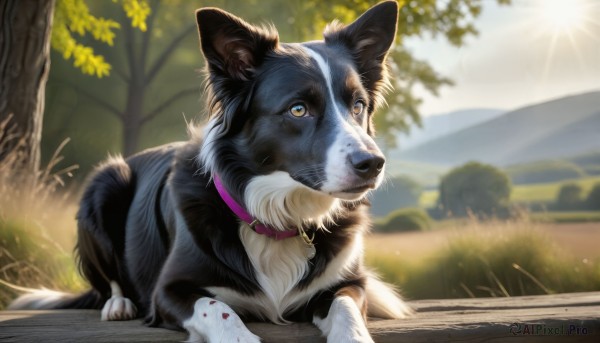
[349,150,385,179]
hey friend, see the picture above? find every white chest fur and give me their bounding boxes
[206,223,364,324]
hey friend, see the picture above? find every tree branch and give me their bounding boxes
[141,87,198,124]
[145,23,195,84]
[112,65,130,83]
[57,79,124,120]
[141,0,160,67]
[121,12,137,78]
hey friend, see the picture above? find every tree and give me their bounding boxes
[555,183,583,211]
[585,183,600,210]
[0,0,55,176]
[438,162,511,218]
[370,175,422,217]
[0,0,149,178]
[50,1,201,156]
[42,0,513,170]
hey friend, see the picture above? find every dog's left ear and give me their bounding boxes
[326,1,398,65]
[196,8,279,81]
[325,1,398,107]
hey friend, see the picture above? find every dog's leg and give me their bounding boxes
[313,286,373,343]
[183,298,260,343]
[101,281,137,321]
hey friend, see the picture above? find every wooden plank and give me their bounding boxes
[1,292,599,342]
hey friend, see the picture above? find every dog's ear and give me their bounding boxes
[325,1,398,112]
[326,1,398,66]
[196,8,278,81]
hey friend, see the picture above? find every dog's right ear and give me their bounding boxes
[196,8,278,81]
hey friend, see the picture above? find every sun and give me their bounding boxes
[539,0,586,32]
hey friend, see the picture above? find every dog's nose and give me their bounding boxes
[348,150,385,179]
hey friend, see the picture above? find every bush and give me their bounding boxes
[438,162,511,218]
[554,183,583,210]
[585,183,600,210]
[376,208,431,233]
[370,176,422,217]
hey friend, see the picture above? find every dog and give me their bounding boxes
[10,1,412,341]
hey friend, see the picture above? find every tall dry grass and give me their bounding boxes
[0,116,84,309]
[366,217,600,300]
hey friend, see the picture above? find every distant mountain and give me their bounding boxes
[395,108,505,150]
[395,91,600,166]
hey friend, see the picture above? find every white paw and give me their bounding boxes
[101,296,137,321]
[183,298,261,343]
[328,327,374,343]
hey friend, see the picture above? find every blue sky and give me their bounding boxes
[405,0,600,116]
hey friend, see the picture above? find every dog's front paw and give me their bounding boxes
[183,298,260,343]
[327,325,374,343]
[101,296,137,321]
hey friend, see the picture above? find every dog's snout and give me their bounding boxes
[348,150,385,179]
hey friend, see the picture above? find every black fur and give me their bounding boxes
[17,1,401,335]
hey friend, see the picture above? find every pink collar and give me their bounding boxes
[213,174,298,240]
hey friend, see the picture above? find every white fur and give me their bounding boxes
[198,118,220,176]
[313,296,373,343]
[304,48,385,200]
[206,222,364,324]
[365,273,413,319]
[183,298,260,343]
[101,281,137,321]
[8,288,72,310]
[244,171,341,231]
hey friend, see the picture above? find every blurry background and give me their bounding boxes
[1,0,599,308]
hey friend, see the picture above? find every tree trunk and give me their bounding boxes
[0,0,55,176]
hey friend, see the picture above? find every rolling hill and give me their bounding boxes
[395,91,600,166]
[395,108,505,150]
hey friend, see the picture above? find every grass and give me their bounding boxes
[0,117,84,309]
[528,211,600,223]
[419,175,600,207]
[366,219,600,300]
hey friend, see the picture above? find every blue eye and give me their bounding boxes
[289,103,307,117]
[353,100,365,116]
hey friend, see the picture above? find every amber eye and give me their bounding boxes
[353,100,365,116]
[289,103,307,117]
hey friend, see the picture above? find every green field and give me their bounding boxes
[419,175,600,207]
[365,220,600,299]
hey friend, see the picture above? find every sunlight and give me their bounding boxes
[530,0,599,84]
[540,0,585,32]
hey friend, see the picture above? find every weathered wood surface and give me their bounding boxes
[1,292,599,342]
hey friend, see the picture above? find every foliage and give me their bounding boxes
[505,160,586,185]
[376,0,511,149]
[366,221,600,299]
[51,0,150,77]
[375,208,431,233]
[370,176,422,217]
[421,175,600,209]
[554,183,583,211]
[585,183,600,210]
[0,123,84,310]
[42,0,512,170]
[0,220,84,310]
[438,162,511,218]
[512,176,600,204]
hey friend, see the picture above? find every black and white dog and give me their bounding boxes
[11,1,411,341]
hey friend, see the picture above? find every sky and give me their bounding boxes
[405,0,600,116]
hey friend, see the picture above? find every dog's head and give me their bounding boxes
[196,2,397,217]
